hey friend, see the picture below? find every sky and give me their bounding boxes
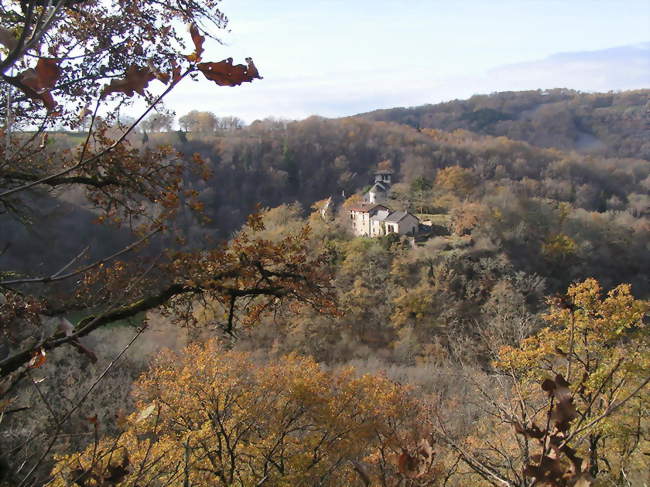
[161,0,650,123]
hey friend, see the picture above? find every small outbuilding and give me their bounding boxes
[383,211,419,236]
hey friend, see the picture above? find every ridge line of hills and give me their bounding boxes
[3,88,649,296]
[354,88,649,160]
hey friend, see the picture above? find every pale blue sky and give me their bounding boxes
[163,0,650,122]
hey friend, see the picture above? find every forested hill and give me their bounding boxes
[356,88,650,160]
[5,92,648,294]
[175,115,648,237]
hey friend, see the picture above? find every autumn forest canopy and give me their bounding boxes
[0,1,649,486]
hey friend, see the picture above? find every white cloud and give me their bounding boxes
[146,43,650,123]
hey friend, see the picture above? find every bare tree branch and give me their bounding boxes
[1,227,161,286]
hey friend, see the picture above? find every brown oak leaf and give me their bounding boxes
[197,57,262,87]
[102,65,155,98]
[15,58,61,112]
[171,61,182,83]
[187,23,204,62]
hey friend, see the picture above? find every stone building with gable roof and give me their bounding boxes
[350,166,419,237]
[383,211,419,235]
[349,203,390,237]
[349,204,419,237]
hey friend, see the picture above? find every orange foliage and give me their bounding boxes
[51,340,438,486]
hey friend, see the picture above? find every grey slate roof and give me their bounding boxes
[384,210,415,223]
[370,182,388,192]
[370,209,391,222]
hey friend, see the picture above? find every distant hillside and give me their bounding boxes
[356,89,650,160]
[150,115,649,242]
[4,111,648,294]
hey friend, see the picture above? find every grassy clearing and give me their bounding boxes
[415,213,450,226]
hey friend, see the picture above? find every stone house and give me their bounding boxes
[370,209,419,237]
[349,203,390,237]
[383,211,419,235]
[350,204,419,237]
[350,167,418,237]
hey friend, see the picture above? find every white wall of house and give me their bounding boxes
[367,189,381,204]
[366,182,388,204]
[350,211,369,236]
[370,219,383,236]
[351,207,387,236]
[370,209,390,236]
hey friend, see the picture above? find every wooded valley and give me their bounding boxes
[1,2,648,484]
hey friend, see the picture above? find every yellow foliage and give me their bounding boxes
[392,283,437,329]
[434,166,475,195]
[449,279,649,485]
[541,233,577,260]
[448,201,489,236]
[495,279,649,482]
[51,341,434,486]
